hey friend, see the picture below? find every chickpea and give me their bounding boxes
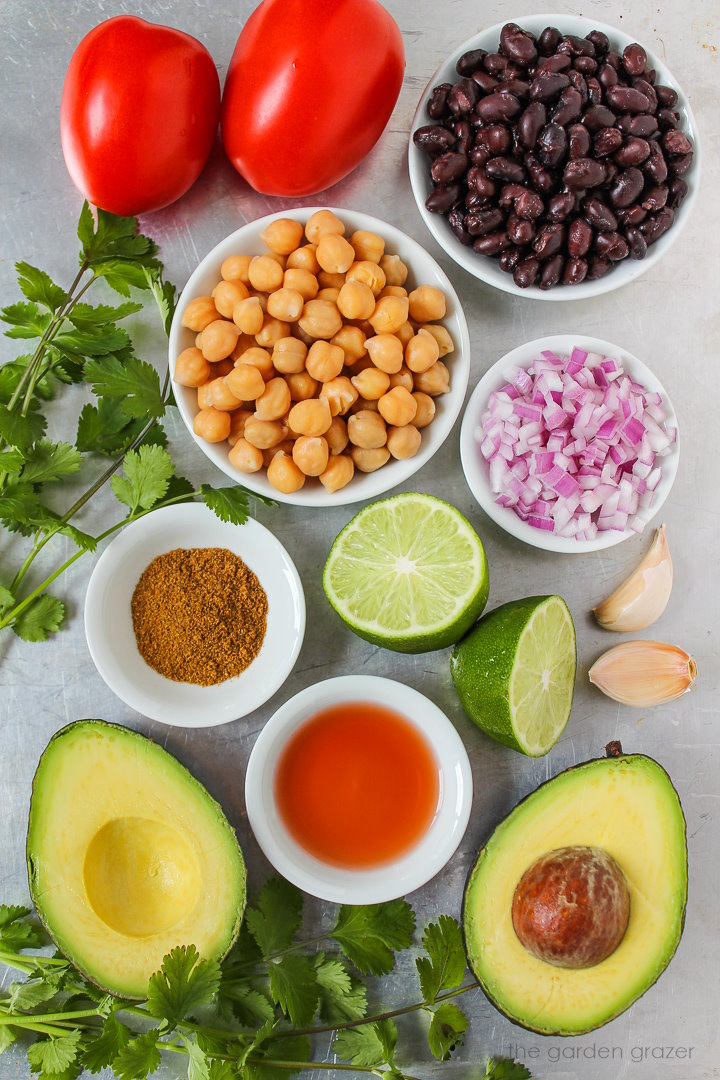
[387,424,421,460]
[331,325,367,366]
[201,319,240,362]
[228,409,253,446]
[221,254,252,283]
[231,332,259,360]
[236,346,274,382]
[337,281,376,321]
[369,295,409,335]
[228,437,264,473]
[233,296,265,336]
[408,285,447,323]
[351,367,390,400]
[317,271,346,290]
[256,314,290,349]
[262,439,295,468]
[261,218,304,256]
[320,376,358,417]
[298,299,342,340]
[350,229,385,264]
[225,364,265,402]
[254,377,292,421]
[287,371,319,401]
[193,406,231,443]
[272,337,307,375]
[350,445,391,473]
[182,296,218,332]
[379,285,408,299]
[292,435,329,477]
[365,334,403,374]
[414,360,450,396]
[320,454,354,492]
[396,321,415,348]
[355,319,375,338]
[195,331,204,349]
[389,366,414,392]
[326,415,349,454]
[212,279,249,318]
[197,381,213,409]
[379,253,408,286]
[350,396,379,414]
[305,209,345,245]
[346,260,386,296]
[244,416,286,449]
[288,398,332,437]
[174,347,210,387]
[265,251,286,269]
[267,452,305,493]
[420,323,454,357]
[265,288,303,323]
[286,244,319,273]
[348,410,387,449]
[283,268,319,300]
[378,386,417,427]
[204,378,243,412]
[317,287,340,303]
[248,255,284,293]
[406,328,440,374]
[306,341,344,382]
[412,391,436,429]
[316,233,355,275]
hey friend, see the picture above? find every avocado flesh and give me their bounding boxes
[27,720,246,999]
[463,754,687,1036]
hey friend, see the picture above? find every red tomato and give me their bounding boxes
[221,0,405,197]
[61,16,220,215]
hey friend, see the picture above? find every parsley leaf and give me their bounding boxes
[0,401,47,450]
[81,1015,131,1074]
[20,440,83,485]
[112,1030,162,1080]
[246,877,303,959]
[315,956,367,1023]
[68,301,142,327]
[1,300,51,339]
[200,485,250,526]
[79,204,158,270]
[111,445,175,514]
[484,1058,533,1080]
[427,1002,467,1061]
[15,262,67,312]
[268,954,319,1026]
[416,915,466,1004]
[146,945,221,1026]
[332,900,415,976]
[85,356,165,420]
[13,595,65,642]
[333,1019,397,1068]
[26,1031,81,1075]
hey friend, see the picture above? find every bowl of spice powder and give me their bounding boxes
[84,504,305,726]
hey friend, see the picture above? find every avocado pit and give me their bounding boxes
[511,845,630,969]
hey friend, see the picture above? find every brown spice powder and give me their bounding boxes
[131,547,268,686]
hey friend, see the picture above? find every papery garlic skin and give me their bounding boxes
[588,640,697,707]
[594,525,673,633]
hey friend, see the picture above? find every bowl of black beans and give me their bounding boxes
[408,16,700,298]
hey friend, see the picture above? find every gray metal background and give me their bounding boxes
[1,1,718,1078]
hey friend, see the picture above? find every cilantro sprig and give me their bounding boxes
[0,888,532,1080]
[0,202,272,645]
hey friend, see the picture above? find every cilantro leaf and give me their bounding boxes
[0,401,47,451]
[0,1026,16,1055]
[146,945,221,1026]
[0,449,25,475]
[200,485,250,526]
[53,324,131,357]
[76,400,147,456]
[0,586,14,616]
[111,445,174,514]
[112,1030,161,1080]
[246,877,303,959]
[416,915,466,1004]
[26,1031,81,1075]
[332,900,415,976]
[15,262,67,312]
[79,205,158,268]
[0,917,45,949]
[0,485,95,550]
[81,1015,131,1074]
[315,956,367,1023]
[68,301,142,327]
[268,954,319,1026]
[146,272,178,337]
[183,1036,211,1080]
[484,1058,533,1080]
[208,1062,236,1080]
[85,356,165,420]
[245,1033,310,1080]
[333,1020,397,1068]
[217,983,275,1026]
[160,474,195,505]
[8,972,65,1011]
[0,904,31,928]
[427,1002,468,1061]
[1,300,51,339]
[20,440,83,485]
[92,261,158,298]
[13,595,65,643]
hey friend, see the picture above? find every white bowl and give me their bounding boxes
[84,503,305,727]
[408,14,701,301]
[245,675,472,903]
[168,207,470,506]
[460,334,679,553]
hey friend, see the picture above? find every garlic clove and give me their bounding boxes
[593,525,673,633]
[588,640,697,707]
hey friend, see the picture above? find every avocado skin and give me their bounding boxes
[26,718,246,1000]
[461,751,688,1037]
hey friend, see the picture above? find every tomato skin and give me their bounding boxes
[221,0,405,197]
[60,16,220,215]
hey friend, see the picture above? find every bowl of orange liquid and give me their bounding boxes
[245,675,472,903]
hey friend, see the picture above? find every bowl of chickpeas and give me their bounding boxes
[169,207,471,504]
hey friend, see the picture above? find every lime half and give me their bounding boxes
[323,493,489,653]
[450,595,576,756]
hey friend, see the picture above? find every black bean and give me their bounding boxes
[633,79,658,112]
[431,151,468,184]
[533,222,565,257]
[552,86,583,125]
[594,127,623,156]
[425,184,462,213]
[484,52,510,77]
[499,246,525,273]
[586,77,603,104]
[598,62,619,90]
[538,123,568,167]
[567,216,593,256]
[657,108,680,130]
[656,84,678,108]
[568,123,592,159]
[484,157,525,182]
[625,226,648,259]
[466,207,506,235]
[473,230,511,255]
[413,124,456,157]
[605,51,622,71]
[519,101,547,148]
[586,30,609,54]
[448,207,473,245]
[609,235,630,260]
[583,196,618,230]
[515,189,545,219]
[536,54,571,74]
[500,22,538,66]
[615,137,651,167]
[605,85,651,113]
[641,206,674,243]
[529,73,571,101]
[618,113,659,137]
[616,204,647,227]
[538,27,562,56]
[456,49,487,77]
[499,183,528,205]
[514,255,541,287]
[583,104,617,131]
[563,157,607,188]
[427,83,452,119]
[470,143,490,166]
[561,34,595,57]
[668,178,688,208]
[662,129,692,156]
[448,78,480,115]
[475,91,523,122]
[642,184,669,212]
[574,56,597,75]
[608,167,644,207]
[524,153,556,194]
[622,43,647,77]
[452,119,472,154]
[563,256,588,283]
[466,166,497,199]
[540,254,564,288]
[644,148,668,183]
[472,70,499,93]
[507,212,536,244]
[485,124,512,154]
[670,151,693,175]
[501,79,531,99]
[547,190,576,221]
[587,255,612,278]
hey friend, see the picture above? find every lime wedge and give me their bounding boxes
[323,493,489,653]
[450,595,576,756]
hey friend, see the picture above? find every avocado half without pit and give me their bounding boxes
[463,749,687,1036]
[26,720,247,999]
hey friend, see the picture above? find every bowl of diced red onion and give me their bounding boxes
[460,335,679,552]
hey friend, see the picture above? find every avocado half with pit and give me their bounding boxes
[27,720,246,999]
[463,751,687,1036]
